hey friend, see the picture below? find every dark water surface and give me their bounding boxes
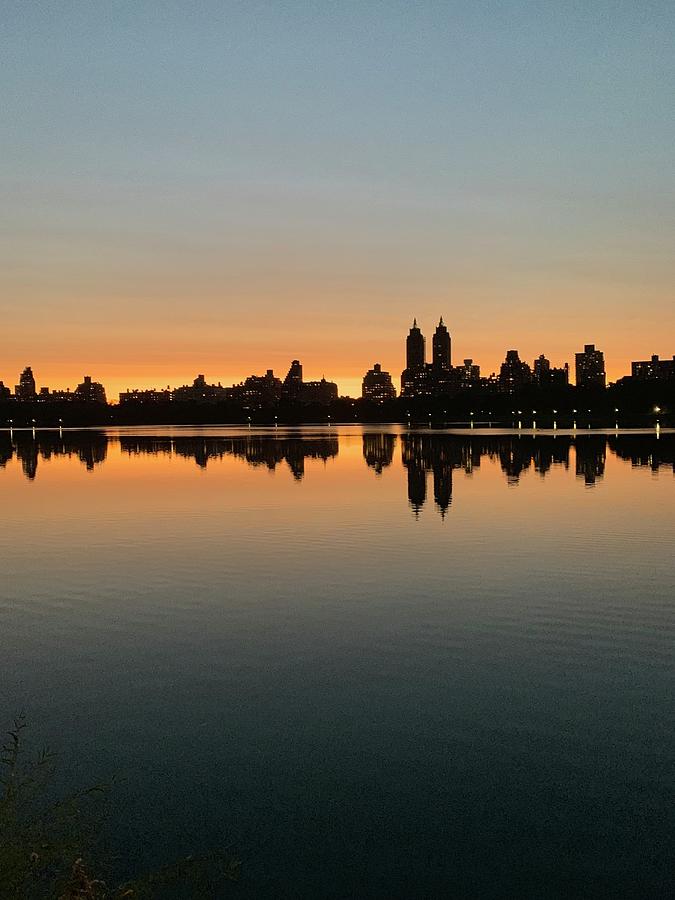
[1,426,673,898]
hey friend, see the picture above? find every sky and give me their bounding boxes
[2,0,674,397]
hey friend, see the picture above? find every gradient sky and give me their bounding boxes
[2,1,674,397]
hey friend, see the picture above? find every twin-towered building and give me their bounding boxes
[4,334,674,408]
[357,321,617,401]
[400,318,457,398]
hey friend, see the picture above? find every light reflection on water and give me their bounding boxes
[0,427,673,898]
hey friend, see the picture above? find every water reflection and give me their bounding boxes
[118,434,339,480]
[1,431,672,519]
[0,430,109,480]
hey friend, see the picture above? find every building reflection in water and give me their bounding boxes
[0,430,108,481]
[362,433,395,475]
[1,432,673,518]
[119,435,339,481]
[391,432,671,517]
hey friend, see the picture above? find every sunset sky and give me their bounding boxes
[2,1,674,398]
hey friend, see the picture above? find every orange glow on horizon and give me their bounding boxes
[0,347,665,400]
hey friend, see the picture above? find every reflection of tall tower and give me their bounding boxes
[401,434,428,516]
[17,441,38,480]
[432,317,451,370]
[575,437,606,485]
[362,433,396,474]
[406,319,425,368]
[432,459,452,517]
[407,463,426,515]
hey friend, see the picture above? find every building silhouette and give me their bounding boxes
[401,318,456,397]
[362,363,396,402]
[172,374,228,403]
[15,366,37,401]
[432,317,451,371]
[457,359,480,386]
[282,360,304,401]
[74,375,107,403]
[406,319,425,368]
[499,350,531,392]
[575,344,606,389]
[120,387,173,404]
[533,354,569,386]
[631,354,675,381]
[362,433,396,473]
[230,369,283,406]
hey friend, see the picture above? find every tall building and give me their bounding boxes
[280,360,337,404]
[282,360,303,400]
[499,350,531,391]
[432,317,451,370]
[15,366,36,401]
[575,344,606,389]
[533,354,551,385]
[362,363,396,402]
[0,381,11,401]
[406,319,425,369]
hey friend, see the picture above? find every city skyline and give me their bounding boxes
[2,323,673,402]
[3,3,675,399]
[3,325,674,402]
[3,5,674,895]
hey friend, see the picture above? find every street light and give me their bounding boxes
[470,411,474,429]
[572,409,577,430]
[552,409,557,430]
[532,409,537,430]
[614,408,619,430]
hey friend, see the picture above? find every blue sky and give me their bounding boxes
[2,1,674,392]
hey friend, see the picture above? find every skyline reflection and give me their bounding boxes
[1,430,672,518]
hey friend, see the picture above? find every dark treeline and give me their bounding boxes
[0,378,673,428]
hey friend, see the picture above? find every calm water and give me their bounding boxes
[1,426,673,898]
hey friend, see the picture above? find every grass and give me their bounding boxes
[0,715,240,898]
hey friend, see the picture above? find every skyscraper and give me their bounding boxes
[533,354,551,385]
[406,319,425,369]
[15,366,36,401]
[575,344,606,389]
[282,360,303,400]
[432,317,451,370]
[499,350,531,391]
